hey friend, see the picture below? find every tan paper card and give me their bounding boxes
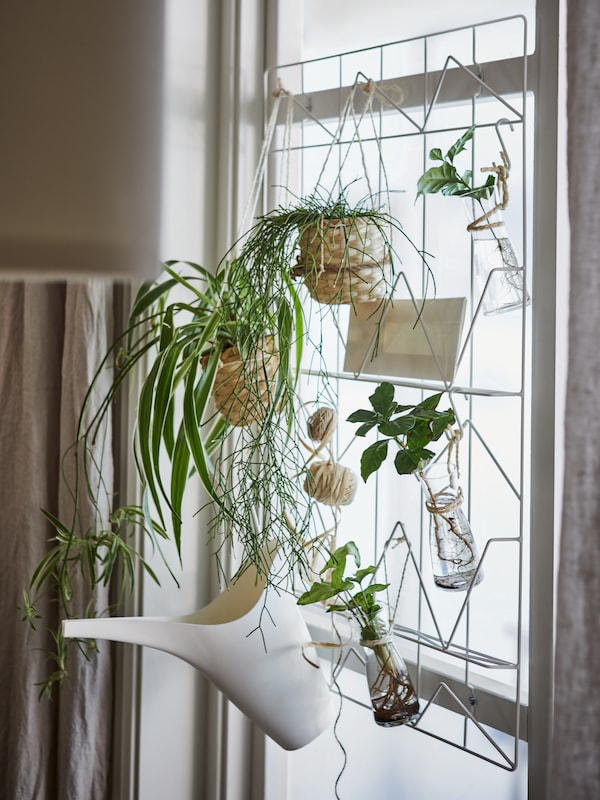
[344,297,467,382]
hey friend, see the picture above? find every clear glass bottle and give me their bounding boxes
[420,467,483,591]
[465,197,530,316]
[360,618,420,727]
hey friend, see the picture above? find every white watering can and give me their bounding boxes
[62,559,335,751]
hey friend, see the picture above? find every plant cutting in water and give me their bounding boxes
[416,125,528,315]
[348,383,482,590]
[298,541,419,726]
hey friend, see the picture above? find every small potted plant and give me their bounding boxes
[416,125,529,315]
[298,540,420,726]
[239,186,431,309]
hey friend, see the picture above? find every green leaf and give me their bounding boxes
[347,409,377,423]
[360,440,389,482]
[150,343,186,511]
[357,582,389,597]
[354,421,378,437]
[378,416,416,437]
[129,276,178,321]
[429,411,455,441]
[416,392,443,411]
[394,447,433,475]
[159,305,175,350]
[354,565,377,583]
[297,581,340,606]
[369,382,396,417]
[461,173,496,201]
[416,162,464,197]
[40,508,73,538]
[405,418,433,449]
[416,127,495,201]
[445,125,474,162]
[181,353,222,509]
[137,356,169,526]
[29,546,61,592]
[169,424,191,559]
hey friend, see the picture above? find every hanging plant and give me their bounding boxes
[237,186,433,311]
[23,257,310,696]
[298,541,419,727]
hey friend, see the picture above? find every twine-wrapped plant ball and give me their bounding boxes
[304,460,358,507]
[306,406,337,443]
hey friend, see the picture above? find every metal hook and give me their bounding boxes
[494,118,514,171]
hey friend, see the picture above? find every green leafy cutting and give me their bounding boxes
[347,382,455,482]
[297,541,388,640]
[416,126,495,201]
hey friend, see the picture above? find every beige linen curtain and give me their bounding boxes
[550,0,600,797]
[0,282,113,800]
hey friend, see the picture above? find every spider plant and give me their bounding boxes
[23,255,309,696]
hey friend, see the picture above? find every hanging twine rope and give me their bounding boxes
[360,633,392,647]
[300,405,338,459]
[359,78,406,110]
[237,78,293,241]
[424,427,464,516]
[466,151,510,232]
[425,487,464,517]
[297,402,358,507]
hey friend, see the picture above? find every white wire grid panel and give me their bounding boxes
[264,15,530,770]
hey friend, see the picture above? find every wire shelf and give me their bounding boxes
[265,14,530,772]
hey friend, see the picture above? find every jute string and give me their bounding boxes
[360,634,392,647]
[466,151,510,232]
[422,426,463,514]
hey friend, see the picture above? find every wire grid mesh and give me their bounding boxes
[264,15,529,770]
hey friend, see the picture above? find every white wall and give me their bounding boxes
[137,2,221,798]
[134,2,266,799]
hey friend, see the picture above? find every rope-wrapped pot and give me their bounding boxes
[294,216,392,305]
[203,336,280,427]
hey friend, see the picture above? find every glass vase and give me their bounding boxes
[420,467,483,591]
[465,197,530,316]
[360,619,420,727]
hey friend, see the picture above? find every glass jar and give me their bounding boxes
[465,197,530,316]
[360,619,420,727]
[420,467,483,591]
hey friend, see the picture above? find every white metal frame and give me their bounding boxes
[264,11,556,780]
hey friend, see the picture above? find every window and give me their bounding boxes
[263,2,558,797]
